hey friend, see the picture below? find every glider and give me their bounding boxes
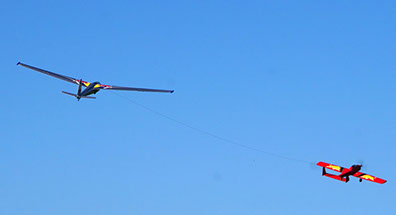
[317,161,387,184]
[17,62,174,100]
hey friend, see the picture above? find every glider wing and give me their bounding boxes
[17,62,79,85]
[353,172,387,184]
[100,84,174,93]
[317,161,345,173]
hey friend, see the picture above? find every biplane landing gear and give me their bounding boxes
[359,179,363,182]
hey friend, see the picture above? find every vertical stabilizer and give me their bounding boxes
[77,79,83,95]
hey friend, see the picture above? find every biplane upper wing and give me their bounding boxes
[99,84,174,93]
[317,161,345,173]
[353,172,387,184]
[17,62,80,85]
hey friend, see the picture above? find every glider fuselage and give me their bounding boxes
[80,81,101,97]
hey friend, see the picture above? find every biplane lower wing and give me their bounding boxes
[317,161,344,173]
[354,172,387,184]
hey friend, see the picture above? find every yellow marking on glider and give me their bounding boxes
[94,84,101,88]
[326,164,341,172]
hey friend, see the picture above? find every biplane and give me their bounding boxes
[17,62,174,100]
[317,161,387,184]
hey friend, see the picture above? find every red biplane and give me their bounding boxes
[317,162,387,184]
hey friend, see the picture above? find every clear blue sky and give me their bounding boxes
[1,1,395,214]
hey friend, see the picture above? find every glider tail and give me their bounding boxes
[77,79,83,95]
[61,91,96,100]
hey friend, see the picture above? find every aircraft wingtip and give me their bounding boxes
[170,90,174,93]
[16,62,21,65]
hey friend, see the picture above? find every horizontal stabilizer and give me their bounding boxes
[62,91,78,97]
[61,91,96,99]
[323,173,347,182]
[81,96,96,99]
